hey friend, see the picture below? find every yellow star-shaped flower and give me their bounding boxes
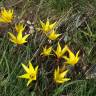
[18,61,38,86]
[63,48,80,65]
[8,31,30,45]
[54,66,70,83]
[41,46,52,56]
[47,30,61,40]
[0,8,14,23]
[8,23,30,45]
[40,18,56,33]
[54,42,68,58]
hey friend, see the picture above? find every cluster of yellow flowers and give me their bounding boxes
[40,19,61,40]
[0,7,30,45]
[41,42,80,83]
[40,19,80,84]
[0,8,80,86]
[41,42,80,65]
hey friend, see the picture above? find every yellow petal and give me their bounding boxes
[67,48,75,58]
[35,66,38,74]
[17,32,22,40]
[54,42,62,58]
[40,20,45,28]
[60,70,69,78]
[54,69,56,79]
[54,66,59,78]
[47,47,52,53]
[55,34,61,38]
[62,45,68,55]
[49,22,56,29]
[29,61,34,72]
[21,63,29,73]
[10,39,17,44]
[22,34,30,41]
[62,78,71,82]
[63,56,69,61]
[8,32,16,41]
[0,17,6,22]
[19,40,27,44]
[45,18,49,28]
[57,42,61,53]
[56,78,70,83]
[18,74,30,79]
[27,79,33,86]
[76,50,80,57]
[56,80,65,83]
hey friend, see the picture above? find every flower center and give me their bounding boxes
[30,74,34,79]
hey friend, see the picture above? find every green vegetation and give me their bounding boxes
[0,0,96,96]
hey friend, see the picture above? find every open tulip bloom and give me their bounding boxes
[54,66,70,83]
[18,61,38,86]
[47,30,61,40]
[63,48,80,65]
[54,42,68,58]
[40,18,56,33]
[0,8,14,23]
[8,23,30,45]
[41,46,52,56]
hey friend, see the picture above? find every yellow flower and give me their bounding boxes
[63,48,80,65]
[0,8,14,23]
[47,30,61,40]
[54,42,68,58]
[8,31,30,45]
[15,23,25,33]
[54,66,70,83]
[41,46,52,56]
[18,61,38,86]
[40,18,56,33]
